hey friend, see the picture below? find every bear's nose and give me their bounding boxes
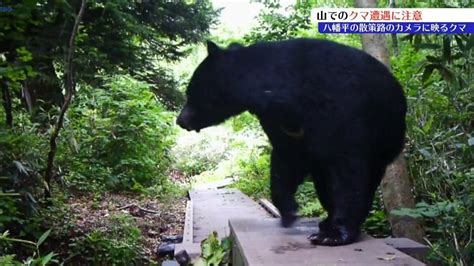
[176,107,192,130]
[176,113,188,129]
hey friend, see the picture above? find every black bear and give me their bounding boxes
[177,39,406,246]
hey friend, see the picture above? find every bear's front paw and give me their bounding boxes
[308,226,358,246]
[280,213,299,228]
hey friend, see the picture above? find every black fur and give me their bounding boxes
[177,39,406,246]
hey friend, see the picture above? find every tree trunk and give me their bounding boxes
[1,79,13,128]
[44,0,87,198]
[22,83,34,114]
[354,0,424,243]
[389,0,399,56]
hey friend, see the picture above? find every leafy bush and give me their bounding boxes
[61,75,175,191]
[230,111,261,133]
[67,214,146,265]
[392,36,473,264]
[233,148,271,199]
[243,0,312,43]
[392,197,473,265]
[295,181,325,217]
[29,192,76,242]
[195,232,232,266]
[234,149,327,218]
[362,192,391,238]
[172,116,268,188]
[0,229,56,266]
[172,127,232,177]
[0,107,49,237]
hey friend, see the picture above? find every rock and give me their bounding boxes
[157,243,175,257]
[175,250,191,266]
[161,235,183,243]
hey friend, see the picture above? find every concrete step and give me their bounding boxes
[174,189,271,259]
[230,218,425,266]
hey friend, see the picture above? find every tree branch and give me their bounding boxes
[44,0,87,198]
[1,79,13,128]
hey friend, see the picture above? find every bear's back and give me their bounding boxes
[236,39,406,163]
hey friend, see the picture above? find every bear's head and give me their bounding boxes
[177,41,244,132]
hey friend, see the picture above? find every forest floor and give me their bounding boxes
[55,170,191,263]
[67,193,186,258]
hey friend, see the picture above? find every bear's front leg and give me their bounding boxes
[308,157,377,246]
[270,150,307,227]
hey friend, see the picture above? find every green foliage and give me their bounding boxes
[362,193,391,238]
[0,109,49,235]
[295,181,325,217]
[30,193,76,241]
[171,118,269,189]
[0,1,38,87]
[392,198,473,264]
[244,0,312,43]
[402,0,472,8]
[67,214,146,265]
[233,148,271,199]
[137,67,185,111]
[62,75,175,191]
[392,33,473,264]
[1,0,219,110]
[234,152,326,217]
[406,34,474,89]
[144,180,187,200]
[244,0,360,48]
[172,128,233,177]
[0,255,15,266]
[195,232,232,266]
[230,112,261,133]
[0,0,218,263]
[0,229,57,266]
[363,209,391,237]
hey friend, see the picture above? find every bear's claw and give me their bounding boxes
[308,226,358,246]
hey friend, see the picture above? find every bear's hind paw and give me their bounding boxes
[308,227,358,246]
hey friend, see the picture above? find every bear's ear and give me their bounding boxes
[206,40,221,56]
[228,42,243,51]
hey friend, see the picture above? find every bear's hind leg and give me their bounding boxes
[310,169,333,232]
[270,149,308,227]
[309,157,376,246]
